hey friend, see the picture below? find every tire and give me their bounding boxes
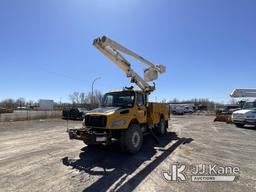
[235,123,245,128]
[154,118,166,137]
[120,124,143,154]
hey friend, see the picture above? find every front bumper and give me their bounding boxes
[232,119,245,124]
[245,119,256,125]
[232,119,256,125]
[68,128,111,144]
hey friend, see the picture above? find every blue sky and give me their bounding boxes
[0,0,255,103]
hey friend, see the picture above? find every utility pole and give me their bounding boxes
[91,77,101,105]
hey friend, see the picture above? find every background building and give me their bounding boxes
[38,99,54,111]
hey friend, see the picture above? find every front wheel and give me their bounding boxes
[120,124,143,154]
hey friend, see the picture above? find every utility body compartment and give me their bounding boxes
[147,102,169,125]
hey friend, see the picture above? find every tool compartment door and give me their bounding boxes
[147,102,168,125]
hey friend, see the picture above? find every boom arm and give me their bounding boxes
[230,89,256,98]
[93,36,166,93]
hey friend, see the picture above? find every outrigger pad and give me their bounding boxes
[68,129,78,140]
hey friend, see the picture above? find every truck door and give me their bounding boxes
[136,93,147,124]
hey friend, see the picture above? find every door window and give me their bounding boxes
[137,93,144,106]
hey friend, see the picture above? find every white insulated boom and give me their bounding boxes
[93,36,166,93]
[230,89,256,98]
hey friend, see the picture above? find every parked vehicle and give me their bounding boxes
[69,89,169,153]
[170,104,194,115]
[68,36,168,154]
[0,107,13,114]
[184,106,194,113]
[230,89,256,128]
[214,104,240,123]
[16,107,28,110]
[171,105,185,115]
[62,108,88,120]
[232,101,256,127]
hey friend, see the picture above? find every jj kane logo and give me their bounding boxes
[162,163,240,182]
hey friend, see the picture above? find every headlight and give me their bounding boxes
[112,119,125,127]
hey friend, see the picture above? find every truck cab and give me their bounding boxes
[84,89,148,129]
[69,89,169,153]
[232,101,256,127]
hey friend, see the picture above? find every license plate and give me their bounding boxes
[96,137,107,142]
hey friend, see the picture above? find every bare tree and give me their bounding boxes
[0,99,15,109]
[170,98,179,103]
[94,90,103,105]
[16,97,26,107]
[69,92,80,104]
[69,90,103,108]
[161,98,167,103]
[79,92,86,104]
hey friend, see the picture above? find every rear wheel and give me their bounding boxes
[154,118,166,137]
[120,124,143,154]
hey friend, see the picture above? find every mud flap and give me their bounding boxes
[68,129,80,140]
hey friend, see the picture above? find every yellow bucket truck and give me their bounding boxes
[68,36,169,153]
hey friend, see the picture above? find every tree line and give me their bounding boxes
[0,97,31,109]
[69,90,103,105]
[0,92,232,111]
[0,90,103,110]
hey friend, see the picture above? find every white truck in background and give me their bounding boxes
[170,103,195,115]
[230,89,256,128]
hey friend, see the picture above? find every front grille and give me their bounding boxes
[234,114,244,119]
[84,115,107,127]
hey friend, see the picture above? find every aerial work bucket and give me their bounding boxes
[144,67,158,82]
[144,65,166,82]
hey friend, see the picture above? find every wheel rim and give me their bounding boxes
[132,131,140,148]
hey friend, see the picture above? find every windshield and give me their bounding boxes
[102,92,135,108]
[242,102,256,110]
